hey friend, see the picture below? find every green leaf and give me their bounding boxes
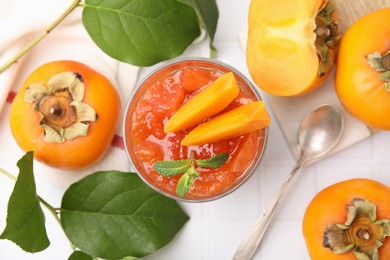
[177,0,219,57]
[122,257,138,260]
[195,153,229,168]
[60,171,189,259]
[153,159,192,176]
[82,0,200,66]
[176,167,199,197]
[68,251,93,260]
[0,152,50,252]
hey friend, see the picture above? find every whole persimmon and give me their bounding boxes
[9,60,121,170]
[335,8,390,130]
[303,179,390,260]
[247,0,340,96]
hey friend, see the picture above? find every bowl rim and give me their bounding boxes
[123,57,269,203]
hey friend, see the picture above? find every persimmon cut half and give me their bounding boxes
[181,101,271,146]
[164,72,239,133]
[247,0,339,96]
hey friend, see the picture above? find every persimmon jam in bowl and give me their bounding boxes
[123,58,269,202]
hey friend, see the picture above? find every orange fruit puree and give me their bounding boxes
[127,67,265,198]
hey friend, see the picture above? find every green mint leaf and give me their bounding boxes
[154,159,192,176]
[187,166,200,177]
[0,152,50,253]
[60,171,189,259]
[82,0,200,66]
[176,167,199,197]
[68,251,93,260]
[177,0,219,57]
[196,153,229,168]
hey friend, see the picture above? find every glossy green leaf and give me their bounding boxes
[68,251,93,260]
[60,171,189,259]
[0,152,50,252]
[177,0,219,57]
[82,0,200,66]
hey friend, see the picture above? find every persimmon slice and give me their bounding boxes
[181,101,271,146]
[247,0,338,96]
[164,72,239,133]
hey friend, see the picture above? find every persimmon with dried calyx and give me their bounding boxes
[303,179,390,260]
[335,8,390,130]
[247,0,340,96]
[9,60,121,170]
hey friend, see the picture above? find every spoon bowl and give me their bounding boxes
[233,104,344,260]
[298,104,344,163]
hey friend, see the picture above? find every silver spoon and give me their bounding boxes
[233,104,344,260]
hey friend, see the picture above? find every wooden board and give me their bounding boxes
[335,0,390,33]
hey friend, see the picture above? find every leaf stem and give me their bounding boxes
[39,197,62,225]
[38,199,75,250]
[0,0,81,73]
[0,167,17,182]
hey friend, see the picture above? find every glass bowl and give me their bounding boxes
[123,58,268,202]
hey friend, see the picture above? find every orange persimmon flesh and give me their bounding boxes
[164,72,239,133]
[181,101,271,146]
[247,0,335,96]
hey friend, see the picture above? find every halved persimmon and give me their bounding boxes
[247,0,339,96]
[9,60,121,170]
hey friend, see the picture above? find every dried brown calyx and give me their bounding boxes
[367,51,390,91]
[314,0,340,77]
[24,72,97,143]
[323,198,390,260]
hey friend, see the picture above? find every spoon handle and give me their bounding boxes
[233,157,304,260]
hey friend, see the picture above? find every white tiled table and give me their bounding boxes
[1,1,389,259]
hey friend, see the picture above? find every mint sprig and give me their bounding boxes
[153,159,192,177]
[196,153,229,168]
[153,153,229,197]
[176,167,200,197]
